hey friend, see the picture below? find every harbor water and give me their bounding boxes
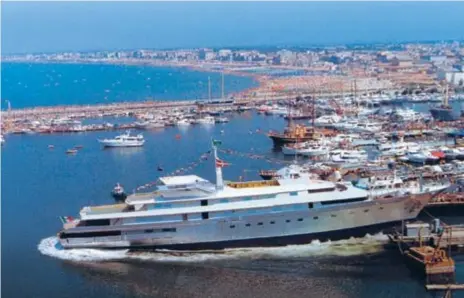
[2,63,464,298]
[1,63,258,108]
[1,112,464,298]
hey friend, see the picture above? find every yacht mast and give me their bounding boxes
[221,72,225,100]
[444,83,449,106]
[312,89,316,128]
[208,76,212,101]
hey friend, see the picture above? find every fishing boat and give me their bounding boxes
[56,140,433,250]
[98,131,145,147]
[66,149,78,155]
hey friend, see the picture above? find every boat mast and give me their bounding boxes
[444,83,449,107]
[221,72,225,100]
[287,95,293,128]
[312,89,316,128]
[208,76,212,101]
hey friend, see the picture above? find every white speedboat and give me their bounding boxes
[265,106,288,116]
[378,141,421,157]
[313,115,342,127]
[330,149,368,164]
[1,135,4,145]
[351,122,382,134]
[355,175,450,197]
[215,117,229,123]
[195,116,216,125]
[135,120,165,129]
[403,149,439,164]
[282,142,308,156]
[176,119,191,126]
[98,131,145,147]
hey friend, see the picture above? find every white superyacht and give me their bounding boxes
[98,131,145,147]
[57,141,434,250]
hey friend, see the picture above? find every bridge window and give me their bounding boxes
[320,197,367,206]
[290,192,298,196]
[308,187,335,193]
[84,219,111,226]
[61,231,121,239]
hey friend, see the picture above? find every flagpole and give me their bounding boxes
[212,140,224,191]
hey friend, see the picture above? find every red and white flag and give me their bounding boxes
[215,157,230,168]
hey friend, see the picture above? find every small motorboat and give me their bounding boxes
[66,149,78,155]
[215,117,229,123]
[111,183,127,202]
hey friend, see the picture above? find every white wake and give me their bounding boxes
[38,233,389,263]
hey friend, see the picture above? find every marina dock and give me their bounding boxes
[389,220,464,295]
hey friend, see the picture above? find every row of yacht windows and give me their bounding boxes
[148,193,367,211]
[84,204,377,227]
[150,189,348,210]
[230,217,308,228]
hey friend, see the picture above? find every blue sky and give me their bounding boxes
[2,2,464,54]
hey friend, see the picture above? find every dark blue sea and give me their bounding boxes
[0,63,258,108]
[2,63,464,298]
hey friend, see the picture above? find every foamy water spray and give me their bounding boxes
[38,234,389,263]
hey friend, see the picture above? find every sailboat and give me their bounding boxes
[430,84,461,121]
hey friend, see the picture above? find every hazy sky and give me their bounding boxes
[2,2,464,54]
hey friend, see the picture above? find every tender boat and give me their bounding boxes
[98,131,145,147]
[111,183,127,202]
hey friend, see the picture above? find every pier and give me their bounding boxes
[389,219,464,296]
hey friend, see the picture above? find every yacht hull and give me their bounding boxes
[59,193,431,250]
[99,141,145,147]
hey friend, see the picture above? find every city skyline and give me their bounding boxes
[2,2,464,54]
